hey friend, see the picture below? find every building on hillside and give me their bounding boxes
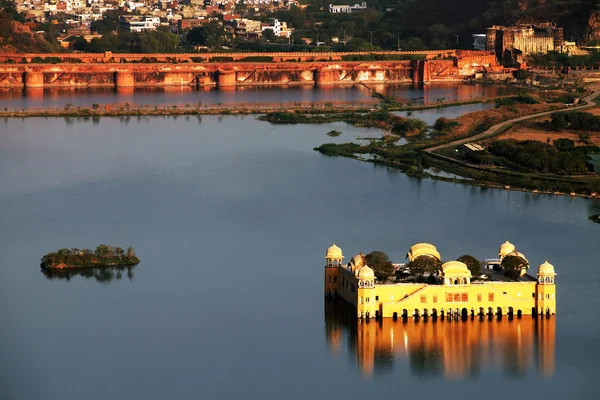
[329,2,366,13]
[261,18,290,38]
[473,34,486,50]
[241,18,261,34]
[178,18,210,32]
[118,15,160,32]
[486,23,564,64]
[324,241,557,319]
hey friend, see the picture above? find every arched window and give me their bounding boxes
[462,278,467,285]
[333,276,337,283]
[454,279,459,285]
[546,276,551,283]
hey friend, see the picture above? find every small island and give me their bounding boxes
[40,245,139,269]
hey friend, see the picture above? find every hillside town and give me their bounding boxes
[10,0,308,47]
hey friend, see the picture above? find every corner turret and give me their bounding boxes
[325,243,343,297]
[536,261,556,315]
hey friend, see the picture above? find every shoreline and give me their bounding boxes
[0,96,501,119]
[40,262,139,270]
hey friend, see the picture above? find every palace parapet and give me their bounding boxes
[324,241,556,319]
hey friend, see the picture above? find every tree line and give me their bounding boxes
[551,111,600,132]
[488,138,599,175]
[366,250,529,283]
[41,245,139,268]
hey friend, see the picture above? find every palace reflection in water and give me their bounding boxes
[325,299,555,379]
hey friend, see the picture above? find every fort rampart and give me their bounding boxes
[0,51,498,89]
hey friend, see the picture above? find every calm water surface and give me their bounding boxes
[0,115,599,400]
[393,102,495,125]
[0,83,518,110]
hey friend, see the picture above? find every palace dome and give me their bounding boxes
[326,243,343,259]
[505,251,528,263]
[538,261,556,276]
[498,240,516,258]
[357,265,375,279]
[406,243,441,262]
[441,261,472,277]
[349,253,366,272]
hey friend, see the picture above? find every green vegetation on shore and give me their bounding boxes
[40,245,139,269]
[487,139,599,175]
[258,110,427,138]
[313,98,600,196]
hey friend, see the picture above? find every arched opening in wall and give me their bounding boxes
[463,278,467,285]
[508,307,514,318]
[470,308,475,319]
[479,307,485,316]
[365,312,370,320]
[461,308,468,320]
[431,309,437,320]
[423,309,429,318]
[532,307,537,317]
[487,307,494,320]
[517,310,522,318]
[454,278,459,285]
[393,312,398,320]
[414,309,420,318]
[546,308,550,317]
[402,309,408,318]
[375,310,379,320]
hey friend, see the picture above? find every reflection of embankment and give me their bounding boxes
[325,299,555,379]
[41,265,137,283]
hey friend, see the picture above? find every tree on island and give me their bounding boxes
[457,255,481,278]
[126,246,136,258]
[365,251,394,282]
[408,256,442,281]
[41,244,139,269]
[501,255,529,281]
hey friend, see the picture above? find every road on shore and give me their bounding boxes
[424,88,600,154]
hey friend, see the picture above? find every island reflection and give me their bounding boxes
[325,299,555,379]
[41,265,136,284]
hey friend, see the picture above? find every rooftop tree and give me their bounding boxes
[365,250,394,282]
[457,255,481,278]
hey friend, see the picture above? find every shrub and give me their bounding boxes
[495,95,539,108]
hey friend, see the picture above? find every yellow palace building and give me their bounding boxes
[324,241,557,319]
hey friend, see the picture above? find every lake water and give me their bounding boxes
[393,102,496,126]
[0,83,518,111]
[1,114,599,400]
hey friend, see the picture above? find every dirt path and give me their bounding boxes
[424,89,600,154]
